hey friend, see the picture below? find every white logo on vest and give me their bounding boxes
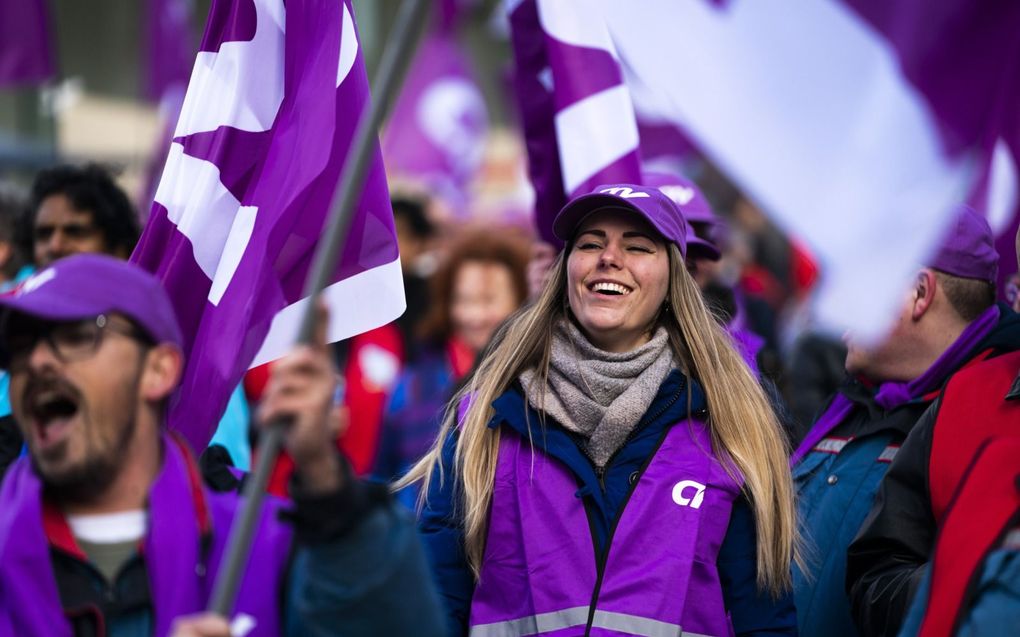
[672,480,707,509]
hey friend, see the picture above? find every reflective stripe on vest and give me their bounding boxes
[876,445,900,463]
[812,436,853,454]
[469,418,742,637]
[469,606,714,637]
[811,437,898,463]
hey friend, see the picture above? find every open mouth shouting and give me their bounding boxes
[24,382,81,455]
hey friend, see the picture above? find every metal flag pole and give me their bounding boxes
[208,0,430,616]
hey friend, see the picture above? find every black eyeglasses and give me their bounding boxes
[2,314,151,370]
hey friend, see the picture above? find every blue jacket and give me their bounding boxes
[897,547,1020,636]
[376,344,456,484]
[418,369,797,637]
[793,306,1020,637]
[792,384,920,637]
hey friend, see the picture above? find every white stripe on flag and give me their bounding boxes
[609,0,976,340]
[251,257,406,368]
[155,142,257,304]
[209,205,257,305]
[337,2,358,88]
[987,138,1019,235]
[538,0,619,58]
[556,84,640,193]
[174,0,284,137]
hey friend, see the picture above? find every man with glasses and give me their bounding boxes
[1,164,252,477]
[0,164,144,477]
[0,254,444,636]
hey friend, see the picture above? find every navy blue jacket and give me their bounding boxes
[418,369,797,636]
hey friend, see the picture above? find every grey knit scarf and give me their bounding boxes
[519,320,675,468]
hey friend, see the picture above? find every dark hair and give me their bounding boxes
[935,271,996,323]
[417,229,531,344]
[391,196,434,239]
[20,164,141,262]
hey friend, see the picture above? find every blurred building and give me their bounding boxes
[0,0,515,209]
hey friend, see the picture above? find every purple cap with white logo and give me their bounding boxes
[0,253,183,348]
[553,184,689,258]
[642,172,721,261]
[642,171,717,225]
[930,204,998,283]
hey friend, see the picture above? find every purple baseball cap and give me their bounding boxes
[642,171,717,225]
[0,253,183,349]
[929,205,998,283]
[684,221,721,261]
[642,172,721,261]
[552,184,689,258]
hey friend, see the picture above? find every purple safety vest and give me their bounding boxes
[0,433,291,637]
[469,418,743,637]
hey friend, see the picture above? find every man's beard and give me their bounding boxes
[38,414,140,507]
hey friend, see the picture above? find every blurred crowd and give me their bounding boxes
[1,160,1018,637]
[0,160,864,480]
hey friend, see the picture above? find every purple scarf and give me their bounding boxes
[872,305,1000,409]
[791,305,1000,465]
[1,434,222,636]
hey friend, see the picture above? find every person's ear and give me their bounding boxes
[141,344,183,402]
[911,269,937,320]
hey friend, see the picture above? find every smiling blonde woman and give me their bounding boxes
[400,183,798,637]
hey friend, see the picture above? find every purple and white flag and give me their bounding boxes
[603,0,1020,339]
[508,0,642,245]
[511,0,1020,339]
[381,32,488,214]
[132,0,403,451]
[0,0,55,87]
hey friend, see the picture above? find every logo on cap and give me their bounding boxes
[660,185,695,206]
[18,268,56,296]
[600,187,650,199]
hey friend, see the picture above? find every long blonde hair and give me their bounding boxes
[399,243,798,595]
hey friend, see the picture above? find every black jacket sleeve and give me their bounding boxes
[845,398,938,637]
[0,415,23,482]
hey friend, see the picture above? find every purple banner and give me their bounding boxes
[133,0,401,452]
[381,32,488,215]
[0,0,55,87]
[144,0,196,103]
[509,0,642,245]
[842,0,1020,157]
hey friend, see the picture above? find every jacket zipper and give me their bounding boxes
[583,378,687,635]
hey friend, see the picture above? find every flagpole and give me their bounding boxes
[208,0,430,617]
